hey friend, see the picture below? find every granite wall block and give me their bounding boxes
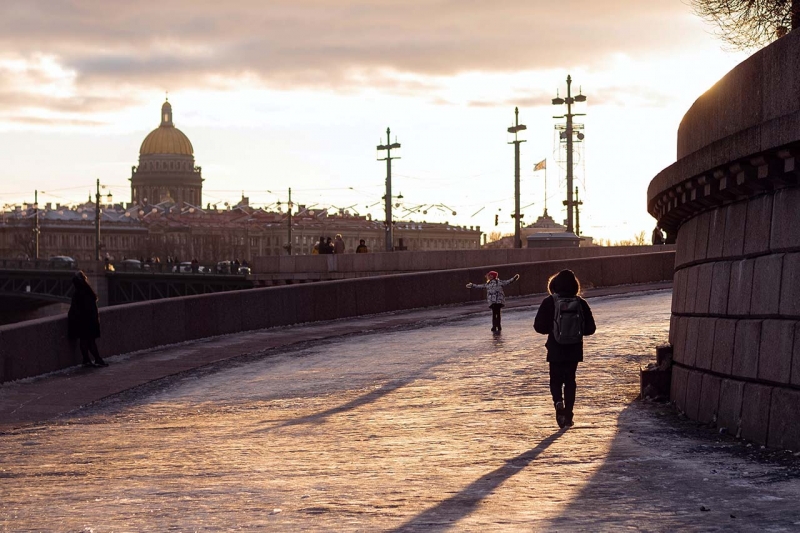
[706,206,727,260]
[685,266,700,316]
[671,365,689,413]
[758,320,795,384]
[695,318,717,370]
[711,319,736,375]
[767,388,800,450]
[693,210,711,262]
[684,317,701,368]
[750,254,783,316]
[732,320,762,379]
[779,253,800,317]
[698,373,722,424]
[673,316,689,365]
[684,369,704,420]
[678,216,698,267]
[794,326,800,386]
[743,193,773,256]
[717,379,745,433]
[694,263,714,314]
[727,259,755,316]
[740,383,773,445]
[722,201,748,258]
[771,187,800,251]
[709,261,732,315]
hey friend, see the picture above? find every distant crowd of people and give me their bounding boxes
[312,234,369,254]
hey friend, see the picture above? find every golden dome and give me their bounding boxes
[139,100,194,156]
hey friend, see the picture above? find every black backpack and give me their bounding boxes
[552,295,584,344]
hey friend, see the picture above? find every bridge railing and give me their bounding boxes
[0,259,81,271]
[0,251,675,384]
[252,245,673,276]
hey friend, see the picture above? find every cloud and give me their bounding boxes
[3,116,108,127]
[0,1,706,122]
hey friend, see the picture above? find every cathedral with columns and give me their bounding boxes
[130,100,203,206]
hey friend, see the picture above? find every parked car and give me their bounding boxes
[216,261,231,274]
[175,262,194,273]
[49,256,76,269]
[238,265,251,275]
[119,259,143,271]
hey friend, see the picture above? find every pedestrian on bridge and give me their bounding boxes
[67,271,108,368]
[533,269,595,429]
[466,271,520,333]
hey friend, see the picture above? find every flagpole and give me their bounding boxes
[544,161,547,214]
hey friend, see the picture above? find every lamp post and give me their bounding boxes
[377,127,401,252]
[552,75,587,234]
[270,189,295,255]
[507,107,527,248]
[33,190,40,260]
[573,186,583,237]
[287,187,293,255]
[95,179,113,261]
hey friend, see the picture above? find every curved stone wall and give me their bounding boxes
[649,30,800,449]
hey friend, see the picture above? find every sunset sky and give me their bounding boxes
[0,1,749,241]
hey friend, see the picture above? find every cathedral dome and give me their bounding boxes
[139,100,194,156]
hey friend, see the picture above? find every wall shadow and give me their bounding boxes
[251,377,417,433]
[388,430,563,532]
[539,403,800,531]
[249,355,457,434]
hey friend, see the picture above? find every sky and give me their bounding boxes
[0,1,750,242]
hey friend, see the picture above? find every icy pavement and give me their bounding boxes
[2,290,800,531]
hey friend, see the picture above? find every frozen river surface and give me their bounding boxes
[2,290,800,531]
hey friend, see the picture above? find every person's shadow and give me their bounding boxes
[389,430,563,532]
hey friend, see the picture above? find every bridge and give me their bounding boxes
[0,246,671,312]
[0,250,674,384]
[0,260,253,309]
[250,244,670,284]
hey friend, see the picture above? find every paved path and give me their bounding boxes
[2,285,800,531]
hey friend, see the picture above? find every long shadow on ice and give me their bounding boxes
[388,431,563,532]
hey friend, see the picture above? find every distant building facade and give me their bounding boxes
[484,208,593,248]
[0,202,481,261]
[0,100,480,262]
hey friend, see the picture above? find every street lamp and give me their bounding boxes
[377,127,401,252]
[552,74,587,235]
[95,180,113,260]
[507,107,527,248]
[33,190,40,260]
[270,189,295,255]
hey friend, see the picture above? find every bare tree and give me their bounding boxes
[487,231,503,243]
[692,0,800,49]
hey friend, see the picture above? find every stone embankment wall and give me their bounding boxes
[0,252,673,384]
[252,245,670,280]
[648,30,800,449]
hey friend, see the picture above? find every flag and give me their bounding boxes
[534,159,546,172]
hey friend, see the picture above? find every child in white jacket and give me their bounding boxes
[466,270,520,332]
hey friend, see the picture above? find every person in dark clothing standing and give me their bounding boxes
[533,269,595,428]
[68,271,108,367]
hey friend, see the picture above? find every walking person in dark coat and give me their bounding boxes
[68,271,108,367]
[533,269,595,428]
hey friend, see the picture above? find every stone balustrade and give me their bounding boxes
[0,252,674,384]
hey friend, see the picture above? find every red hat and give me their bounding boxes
[487,271,498,279]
